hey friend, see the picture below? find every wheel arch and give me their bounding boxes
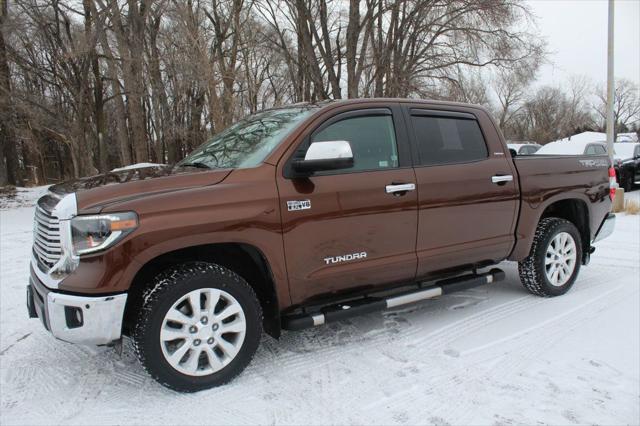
[511,195,592,263]
[123,243,282,338]
[533,198,591,266]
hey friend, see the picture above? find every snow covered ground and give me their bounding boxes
[1,187,639,425]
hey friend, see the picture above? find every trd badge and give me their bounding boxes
[287,200,311,211]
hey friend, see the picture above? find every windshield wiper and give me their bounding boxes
[179,161,211,169]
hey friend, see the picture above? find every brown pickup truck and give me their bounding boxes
[27,99,616,392]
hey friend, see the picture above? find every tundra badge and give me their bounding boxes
[324,252,367,265]
[287,200,311,211]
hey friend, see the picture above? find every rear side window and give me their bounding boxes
[312,115,399,172]
[411,115,488,166]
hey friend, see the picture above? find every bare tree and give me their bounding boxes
[492,58,541,137]
[2,0,550,184]
[520,85,593,144]
[594,78,640,137]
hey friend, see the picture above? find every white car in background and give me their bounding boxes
[535,140,607,156]
[507,142,541,156]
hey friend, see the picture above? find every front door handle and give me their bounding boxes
[491,175,513,185]
[385,183,416,194]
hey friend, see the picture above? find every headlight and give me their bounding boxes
[70,212,138,256]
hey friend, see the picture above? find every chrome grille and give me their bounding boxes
[33,206,62,270]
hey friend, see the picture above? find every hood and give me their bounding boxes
[50,165,232,213]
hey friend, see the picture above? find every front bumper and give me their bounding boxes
[593,213,616,243]
[28,265,127,346]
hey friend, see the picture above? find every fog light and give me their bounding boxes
[64,306,83,329]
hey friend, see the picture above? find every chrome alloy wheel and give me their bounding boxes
[159,288,246,376]
[545,231,577,287]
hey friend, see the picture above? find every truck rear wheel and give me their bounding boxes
[132,262,262,392]
[518,218,582,297]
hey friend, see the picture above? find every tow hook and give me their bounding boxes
[583,246,596,265]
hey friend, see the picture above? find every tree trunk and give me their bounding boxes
[84,0,108,173]
[93,0,131,167]
[112,0,149,164]
[346,0,360,98]
[0,0,22,186]
[127,0,149,163]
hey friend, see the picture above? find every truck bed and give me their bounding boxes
[509,154,612,260]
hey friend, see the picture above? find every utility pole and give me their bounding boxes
[606,0,615,160]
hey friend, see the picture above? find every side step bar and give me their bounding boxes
[282,268,505,331]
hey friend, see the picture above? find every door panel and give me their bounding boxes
[405,107,519,279]
[414,159,518,277]
[276,105,418,306]
[278,169,418,305]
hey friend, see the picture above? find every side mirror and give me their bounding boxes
[509,148,517,157]
[292,140,354,175]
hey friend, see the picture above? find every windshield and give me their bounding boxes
[178,106,317,169]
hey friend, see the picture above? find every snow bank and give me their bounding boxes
[550,131,639,145]
[536,140,605,155]
[614,143,639,160]
[0,186,49,210]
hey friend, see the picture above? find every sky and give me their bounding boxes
[527,0,640,88]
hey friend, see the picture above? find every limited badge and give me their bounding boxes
[287,200,311,211]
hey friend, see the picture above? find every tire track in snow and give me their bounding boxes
[354,268,633,424]
[420,282,637,425]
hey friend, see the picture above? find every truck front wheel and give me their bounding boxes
[518,218,583,297]
[132,262,262,392]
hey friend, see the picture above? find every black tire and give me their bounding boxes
[623,176,633,193]
[133,262,262,392]
[518,217,583,297]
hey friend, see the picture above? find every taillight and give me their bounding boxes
[609,167,617,201]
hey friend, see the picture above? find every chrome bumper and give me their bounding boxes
[28,272,127,346]
[593,213,616,243]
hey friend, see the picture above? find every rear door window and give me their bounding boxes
[410,113,488,166]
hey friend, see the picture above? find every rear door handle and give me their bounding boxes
[385,183,416,194]
[491,175,513,184]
